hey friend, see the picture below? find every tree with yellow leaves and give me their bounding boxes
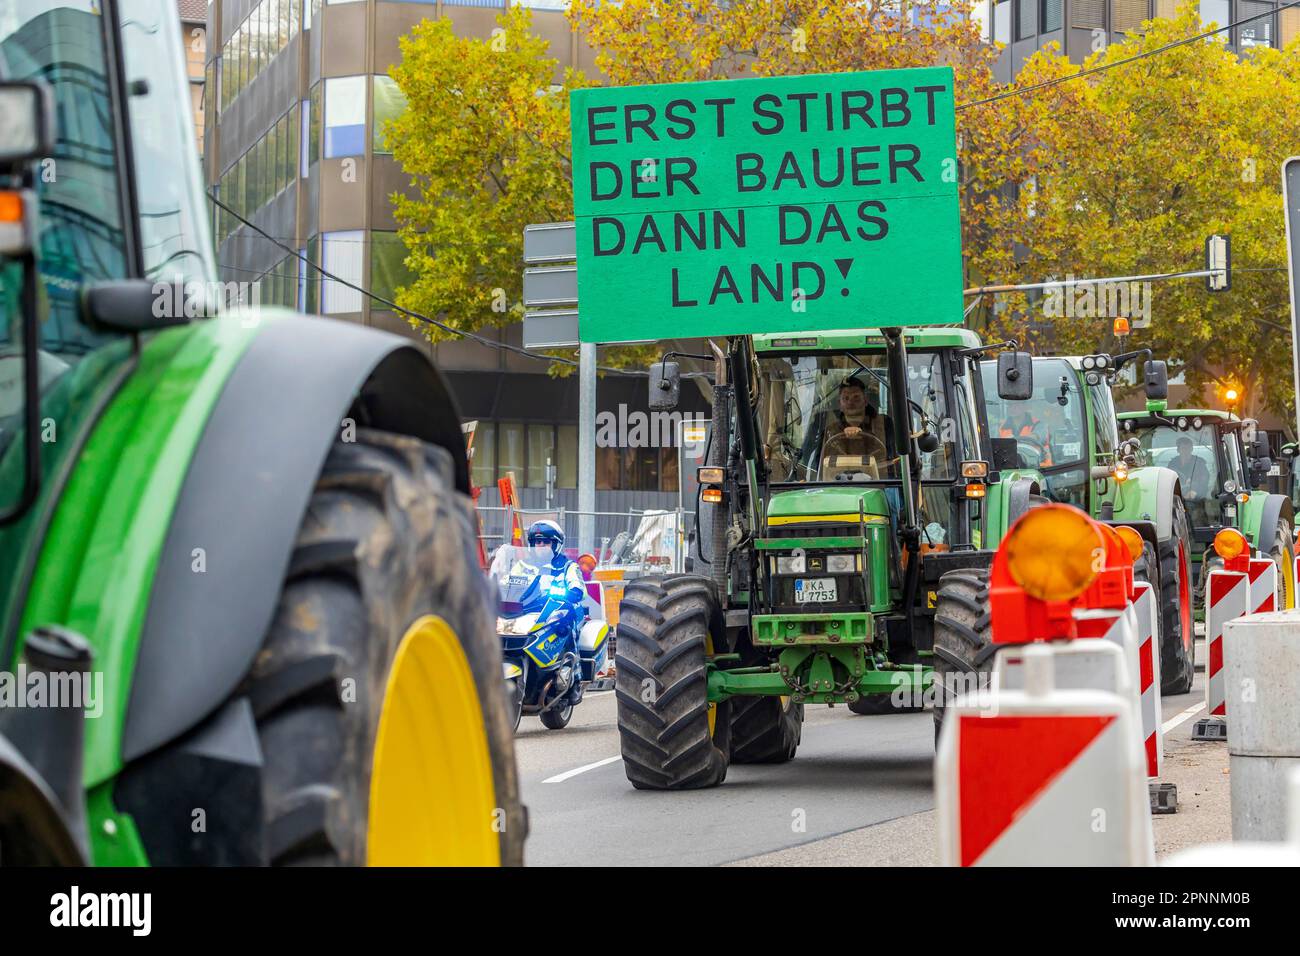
[982,6,1300,420]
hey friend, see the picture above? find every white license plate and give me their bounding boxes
[794,578,837,604]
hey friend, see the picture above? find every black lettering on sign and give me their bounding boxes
[593,217,625,256]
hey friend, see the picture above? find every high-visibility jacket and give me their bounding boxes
[999,415,1052,466]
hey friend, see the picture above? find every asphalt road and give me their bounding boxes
[516,633,1225,866]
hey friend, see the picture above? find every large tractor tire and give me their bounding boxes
[1265,519,1295,610]
[931,568,994,744]
[730,695,802,764]
[614,575,730,790]
[1157,496,1195,696]
[246,428,524,865]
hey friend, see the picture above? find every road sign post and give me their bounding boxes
[1282,158,1300,442]
[569,68,962,343]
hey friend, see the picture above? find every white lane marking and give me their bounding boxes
[543,755,621,784]
[1162,701,1205,735]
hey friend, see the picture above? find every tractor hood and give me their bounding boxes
[766,486,891,525]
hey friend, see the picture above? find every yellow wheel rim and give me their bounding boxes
[1284,547,1296,610]
[367,615,499,866]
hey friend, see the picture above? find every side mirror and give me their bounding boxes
[648,360,680,411]
[1251,429,1271,460]
[1143,360,1168,401]
[82,279,211,332]
[0,81,56,171]
[995,351,1033,401]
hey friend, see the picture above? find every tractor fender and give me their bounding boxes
[1249,493,1293,556]
[989,473,1040,539]
[1115,466,1181,540]
[0,731,87,865]
[122,315,469,764]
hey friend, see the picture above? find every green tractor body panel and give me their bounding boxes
[1108,465,1165,525]
[766,485,892,521]
[16,318,262,791]
[752,327,982,353]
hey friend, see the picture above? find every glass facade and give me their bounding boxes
[219,0,299,113]
[324,75,367,158]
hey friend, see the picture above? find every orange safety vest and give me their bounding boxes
[999,416,1053,466]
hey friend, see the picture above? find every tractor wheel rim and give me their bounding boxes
[367,614,499,866]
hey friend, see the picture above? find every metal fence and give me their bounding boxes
[476,503,693,573]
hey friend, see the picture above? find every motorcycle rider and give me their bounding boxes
[526,519,587,698]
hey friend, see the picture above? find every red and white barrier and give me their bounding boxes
[1204,568,1248,721]
[1246,556,1277,614]
[1132,581,1162,779]
[938,644,1153,866]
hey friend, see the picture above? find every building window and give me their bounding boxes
[1074,0,1107,28]
[1113,0,1150,33]
[324,76,366,159]
[1016,0,1036,38]
[498,423,525,482]
[527,425,555,488]
[1041,0,1063,31]
[300,97,311,176]
[1200,0,1231,33]
[556,425,577,489]
[372,75,407,154]
[370,231,414,301]
[994,0,1012,43]
[1238,0,1275,46]
[321,230,364,314]
[306,234,320,313]
[471,422,496,490]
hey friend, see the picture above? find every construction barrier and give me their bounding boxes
[1246,556,1278,615]
[1196,566,1247,738]
[937,644,1153,866]
[1224,610,1300,841]
[1164,766,1300,865]
[939,505,1154,865]
[1133,581,1163,779]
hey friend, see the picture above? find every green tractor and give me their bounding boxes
[1117,406,1295,612]
[613,325,1062,787]
[976,351,1196,694]
[0,0,522,865]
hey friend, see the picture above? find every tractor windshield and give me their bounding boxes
[756,350,957,485]
[0,0,212,515]
[1133,422,1223,526]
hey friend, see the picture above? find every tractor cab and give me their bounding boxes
[752,328,992,556]
[1118,407,1293,600]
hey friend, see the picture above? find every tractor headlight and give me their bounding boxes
[775,553,806,574]
[826,553,858,574]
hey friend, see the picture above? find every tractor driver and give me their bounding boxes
[1000,398,1053,467]
[821,375,890,476]
[1169,436,1212,525]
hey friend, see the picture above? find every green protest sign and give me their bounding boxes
[569,67,962,344]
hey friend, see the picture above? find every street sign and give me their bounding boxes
[522,309,580,349]
[569,67,962,344]
[1282,158,1300,441]
[523,221,578,264]
[522,265,578,308]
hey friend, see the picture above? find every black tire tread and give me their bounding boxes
[247,428,525,865]
[614,574,729,790]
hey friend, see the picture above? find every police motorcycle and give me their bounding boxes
[490,530,609,732]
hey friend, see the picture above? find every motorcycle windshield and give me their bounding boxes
[488,545,551,615]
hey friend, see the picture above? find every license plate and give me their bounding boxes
[794,578,836,604]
